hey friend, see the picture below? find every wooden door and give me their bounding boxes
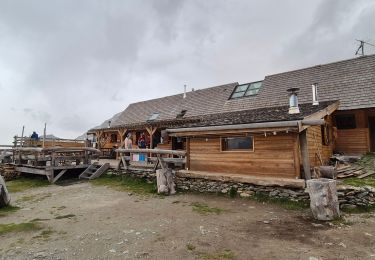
[369,117,375,152]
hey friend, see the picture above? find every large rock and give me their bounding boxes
[307,178,340,220]
[0,175,11,207]
[156,168,176,195]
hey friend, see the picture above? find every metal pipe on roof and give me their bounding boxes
[166,119,324,133]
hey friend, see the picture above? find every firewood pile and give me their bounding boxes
[0,164,19,181]
[330,154,375,179]
[336,164,375,179]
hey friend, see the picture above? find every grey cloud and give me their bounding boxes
[58,114,90,133]
[275,0,375,71]
[0,0,373,144]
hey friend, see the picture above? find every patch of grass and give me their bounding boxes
[342,177,375,188]
[229,187,237,198]
[55,214,76,219]
[6,177,50,193]
[30,218,50,222]
[0,205,20,217]
[200,249,235,260]
[17,195,37,202]
[357,153,375,171]
[186,243,196,251]
[33,228,55,240]
[330,216,353,226]
[341,204,375,214]
[251,193,309,210]
[0,222,42,235]
[17,193,52,203]
[91,174,157,195]
[191,202,226,215]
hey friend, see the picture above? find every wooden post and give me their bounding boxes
[293,134,301,178]
[146,126,157,149]
[186,138,190,170]
[300,129,311,180]
[117,128,127,160]
[96,131,103,150]
[20,126,25,147]
[43,123,46,148]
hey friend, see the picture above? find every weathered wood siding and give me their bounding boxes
[157,143,172,150]
[306,125,333,167]
[335,129,370,154]
[333,109,374,154]
[188,133,299,179]
[31,140,85,148]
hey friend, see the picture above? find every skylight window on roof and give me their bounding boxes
[148,113,160,121]
[230,81,262,99]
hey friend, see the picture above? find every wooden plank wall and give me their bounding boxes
[306,125,333,167]
[188,133,299,179]
[38,140,85,148]
[333,108,374,154]
[335,129,370,154]
[157,143,172,150]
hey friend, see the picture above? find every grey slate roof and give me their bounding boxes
[110,82,238,127]
[223,54,375,112]
[89,55,375,131]
[179,101,337,128]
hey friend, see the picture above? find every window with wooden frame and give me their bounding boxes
[335,114,356,129]
[321,124,330,146]
[221,136,254,151]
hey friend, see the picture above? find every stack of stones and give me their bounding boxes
[337,185,375,209]
[175,175,375,209]
[116,169,375,209]
[175,176,310,201]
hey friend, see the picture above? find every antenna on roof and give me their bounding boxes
[355,39,375,56]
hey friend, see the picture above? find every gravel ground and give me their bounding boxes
[1,180,375,260]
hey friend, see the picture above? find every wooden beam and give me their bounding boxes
[52,169,68,184]
[293,134,301,178]
[15,166,47,175]
[169,127,298,137]
[300,101,340,131]
[299,129,311,180]
[177,170,306,188]
[116,148,186,156]
[186,138,190,170]
[145,126,158,149]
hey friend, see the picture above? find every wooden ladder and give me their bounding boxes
[79,163,110,180]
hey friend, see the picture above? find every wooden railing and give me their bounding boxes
[115,148,186,171]
[12,147,101,167]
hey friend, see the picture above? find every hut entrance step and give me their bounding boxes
[79,163,110,180]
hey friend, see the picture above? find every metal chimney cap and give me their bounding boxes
[287,87,300,93]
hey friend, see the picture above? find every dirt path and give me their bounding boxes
[1,181,375,260]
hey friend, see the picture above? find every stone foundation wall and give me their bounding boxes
[175,176,310,201]
[175,176,375,209]
[337,186,375,209]
[115,169,375,209]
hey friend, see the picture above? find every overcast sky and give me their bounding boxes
[0,0,374,144]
